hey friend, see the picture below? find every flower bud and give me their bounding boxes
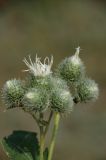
[22,88,49,112]
[57,47,85,83]
[76,78,99,102]
[2,79,25,109]
[50,88,74,113]
[25,74,51,90]
[48,76,68,90]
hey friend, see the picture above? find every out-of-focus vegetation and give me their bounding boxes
[0,0,106,160]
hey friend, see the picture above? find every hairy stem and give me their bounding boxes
[32,111,54,160]
[39,127,45,160]
[31,112,40,127]
[44,111,53,136]
[39,113,45,160]
[48,112,60,160]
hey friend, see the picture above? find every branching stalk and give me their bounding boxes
[48,112,60,160]
[44,111,53,136]
[31,112,40,127]
[39,126,45,160]
[39,111,53,160]
[39,113,44,160]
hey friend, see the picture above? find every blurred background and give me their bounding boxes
[0,0,106,160]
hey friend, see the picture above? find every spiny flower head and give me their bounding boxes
[50,87,74,113]
[23,55,53,77]
[57,47,85,83]
[2,79,25,109]
[76,78,99,102]
[48,76,69,91]
[25,74,51,90]
[22,88,50,112]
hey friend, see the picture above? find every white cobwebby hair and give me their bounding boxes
[23,55,53,77]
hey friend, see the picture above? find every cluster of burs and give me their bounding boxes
[2,48,99,114]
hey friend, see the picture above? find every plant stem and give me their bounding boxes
[40,128,45,160]
[39,113,45,160]
[39,111,53,160]
[48,112,60,160]
[31,112,40,127]
[44,111,53,136]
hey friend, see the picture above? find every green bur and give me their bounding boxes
[76,78,99,102]
[57,49,85,83]
[23,88,50,112]
[2,79,25,109]
[50,88,73,113]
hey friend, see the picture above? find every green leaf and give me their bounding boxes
[43,148,48,160]
[0,130,39,160]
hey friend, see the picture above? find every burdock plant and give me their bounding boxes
[1,47,99,160]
